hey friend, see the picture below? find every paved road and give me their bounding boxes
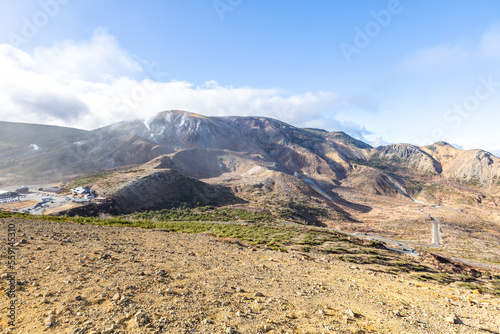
[292,173,500,269]
[450,257,500,270]
[177,221,500,269]
[418,209,441,247]
[350,232,419,257]
[293,173,420,256]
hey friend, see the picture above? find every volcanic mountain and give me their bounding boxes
[1,110,500,221]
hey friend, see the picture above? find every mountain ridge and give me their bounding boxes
[2,110,500,193]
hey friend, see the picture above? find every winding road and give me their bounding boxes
[418,209,441,247]
[292,172,500,270]
[295,173,421,256]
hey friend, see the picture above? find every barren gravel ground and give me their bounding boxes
[1,218,499,334]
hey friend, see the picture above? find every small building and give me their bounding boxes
[15,186,29,193]
[42,187,63,194]
[94,197,109,203]
[0,191,18,199]
[72,198,91,204]
[71,187,91,195]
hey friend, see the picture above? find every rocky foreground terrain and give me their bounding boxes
[1,218,499,333]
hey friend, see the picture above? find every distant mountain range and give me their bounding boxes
[1,110,499,220]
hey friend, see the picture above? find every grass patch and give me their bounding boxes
[433,273,451,283]
[125,207,276,223]
[367,240,384,248]
[416,274,435,281]
[324,247,348,254]
[296,231,335,246]
[65,170,116,188]
[459,274,477,282]
[458,282,481,290]
[3,210,498,296]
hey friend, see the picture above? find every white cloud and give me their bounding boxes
[399,44,469,74]
[479,23,500,58]
[33,28,143,81]
[0,29,355,133]
[379,24,500,152]
[449,136,500,155]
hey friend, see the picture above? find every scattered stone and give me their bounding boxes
[103,324,118,333]
[45,316,55,327]
[445,313,463,325]
[134,310,150,326]
[345,309,355,318]
[155,270,167,277]
[3,218,497,332]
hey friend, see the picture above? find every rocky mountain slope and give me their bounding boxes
[3,110,500,217]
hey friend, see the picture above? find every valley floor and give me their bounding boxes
[333,187,500,268]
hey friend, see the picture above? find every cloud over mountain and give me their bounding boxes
[0,29,364,138]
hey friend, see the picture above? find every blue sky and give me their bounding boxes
[1,0,500,155]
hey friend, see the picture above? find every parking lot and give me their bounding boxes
[0,195,27,205]
[0,185,72,214]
